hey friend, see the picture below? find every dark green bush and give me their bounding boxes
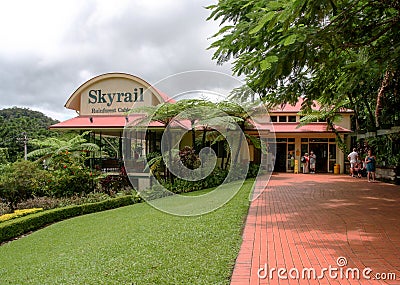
[247,163,260,178]
[0,195,141,244]
[43,150,103,197]
[0,160,51,211]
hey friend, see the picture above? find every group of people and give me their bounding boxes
[301,151,316,174]
[299,148,377,181]
[348,148,377,182]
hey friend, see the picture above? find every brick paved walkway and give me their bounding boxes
[231,173,400,285]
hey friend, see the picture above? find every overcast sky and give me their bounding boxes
[0,0,236,121]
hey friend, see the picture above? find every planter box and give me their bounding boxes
[376,166,399,184]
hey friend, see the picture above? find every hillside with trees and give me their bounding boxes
[0,107,59,162]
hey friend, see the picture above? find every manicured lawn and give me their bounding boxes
[0,179,254,285]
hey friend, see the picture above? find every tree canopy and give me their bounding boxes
[207,0,400,131]
[0,107,59,162]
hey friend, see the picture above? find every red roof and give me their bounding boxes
[271,97,353,113]
[49,115,165,130]
[269,122,351,133]
[50,116,350,134]
[49,114,193,131]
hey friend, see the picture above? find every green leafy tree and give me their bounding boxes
[0,107,59,162]
[207,0,400,131]
[27,132,103,197]
[132,102,186,183]
[0,160,50,211]
[0,148,9,165]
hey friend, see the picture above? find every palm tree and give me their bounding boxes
[131,99,267,181]
[216,101,267,165]
[27,131,100,166]
[130,102,186,183]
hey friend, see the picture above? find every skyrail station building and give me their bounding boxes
[50,73,353,181]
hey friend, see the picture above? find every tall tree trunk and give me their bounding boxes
[375,68,393,129]
[224,152,231,170]
[220,141,226,168]
[201,126,207,149]
[190,120,196,151]
[233,123,245,166]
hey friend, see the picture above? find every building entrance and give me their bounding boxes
[274,143,287,172]
[309,143,328,172]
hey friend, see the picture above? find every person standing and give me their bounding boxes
[347,148,358,177]
[309,151,316,173]
[365,150,376,182]
[302,153,309,174]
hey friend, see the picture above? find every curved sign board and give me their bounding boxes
[65,73,167,116]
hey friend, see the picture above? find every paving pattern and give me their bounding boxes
[231,173,400,285]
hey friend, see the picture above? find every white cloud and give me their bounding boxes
[0,0,234,120]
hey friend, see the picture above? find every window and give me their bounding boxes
[329,144,336,159]
[310,138,328,142]
[279,116,287,122]
[270,116,277,122]
[288,116,297,122]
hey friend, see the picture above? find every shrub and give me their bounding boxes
[139,164,260,200]
[46,166,99,197]
[15,193,116,211]
[0,160,50,211]
[178,146,200,170]
[138,184,173,200]
[0,148,9,164]
[247,163,260,178]
[100,168,132,195]
[159,167,229,194]
[0,195,141,244]
[0,208,43,222]
[43,150,103,197]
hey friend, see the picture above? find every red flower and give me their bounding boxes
[63,165,67,169]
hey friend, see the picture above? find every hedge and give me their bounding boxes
[0,195,141,244]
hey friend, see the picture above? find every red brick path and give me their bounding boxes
[231,173,400,285]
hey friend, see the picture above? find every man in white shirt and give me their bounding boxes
[347,148,358,177]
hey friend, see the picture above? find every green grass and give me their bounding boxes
[0,179,254,285]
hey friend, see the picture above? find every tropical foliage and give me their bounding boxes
[27,131,100,164]
[0,107,59,162]
[132,99,265,185]
[0,160,50,211]
[207,0,400,132]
